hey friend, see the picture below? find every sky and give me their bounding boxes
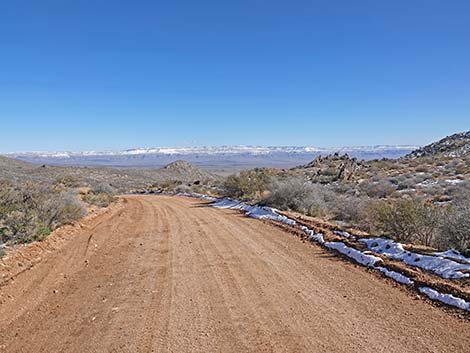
[0,0,469,151]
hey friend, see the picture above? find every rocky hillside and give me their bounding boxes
[293,153,362,182]
[160,160,217,183]
[270,131,469,205]
[406,131,470,159]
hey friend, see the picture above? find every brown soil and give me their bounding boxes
[0,195,468,353]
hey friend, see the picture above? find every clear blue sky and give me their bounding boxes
[1,0,469,151]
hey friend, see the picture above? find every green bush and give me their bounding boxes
[223,170,271,201]
[372,198,441,245]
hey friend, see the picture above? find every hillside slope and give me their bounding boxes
[406,131,470,159]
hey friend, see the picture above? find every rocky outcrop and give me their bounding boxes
[406,131,470,159]
[300,153,360,181]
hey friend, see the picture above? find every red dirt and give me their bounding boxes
[0,195,468,352]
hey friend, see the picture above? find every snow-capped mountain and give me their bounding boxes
[4,145,417,157]
[2,145,419,169]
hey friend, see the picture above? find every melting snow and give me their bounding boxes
[419,287,470,311]
[324,242,382,267]
[300,226,325,244]
[433,250,470,265]
[334,230,356,240]
[360,238,470,279]
[211,199,296,226]
[376,266,414,285]
[176,192,218,201]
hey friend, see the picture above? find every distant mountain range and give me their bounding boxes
[1,145,418,170]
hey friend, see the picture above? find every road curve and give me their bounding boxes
[0,195,468,353]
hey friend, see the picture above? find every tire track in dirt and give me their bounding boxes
[186,210,309,351]
[0,195,469,353]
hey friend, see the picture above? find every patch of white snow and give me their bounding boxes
[360,238,470,279]
[419,287,470,311]
[376,267,414,285]
[324,242,382,267]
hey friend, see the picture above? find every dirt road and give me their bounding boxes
[0,195,468,352]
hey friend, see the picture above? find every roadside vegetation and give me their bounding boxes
[2,132,469,255]
[0,176,118,246]
[218,170,470,255]
[0,180,85,244]
[81,183,117,207]
[144,142,470,255]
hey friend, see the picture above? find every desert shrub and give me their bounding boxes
[439,206,470,255]
[0,181,85,243]
[90,182,115,194]
[332,182,358,196]
[321,167,338,177]
[82,183,116,207]
[446,180,470,201]
[437,184,470,254]
[360,179,397,198]
[331,195,370,225]
[174,184,191,194]
[82,192,115,208]
[154,180,189,193]
[38,192,85,229]
[372,198,441,245]
[415,165,431,173]
[264,178,333,216]
[223,170,271,201]
[55,175,81,188]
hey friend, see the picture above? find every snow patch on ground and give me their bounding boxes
[360,238,470,279]
[433,250,470,265]
[376,267,414,285]
[176,192,218,201]
[324,242,382,267]
[419,287,470,311]
[300,226,325,244]
[211,199,296,226]
[334,230,356,240]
